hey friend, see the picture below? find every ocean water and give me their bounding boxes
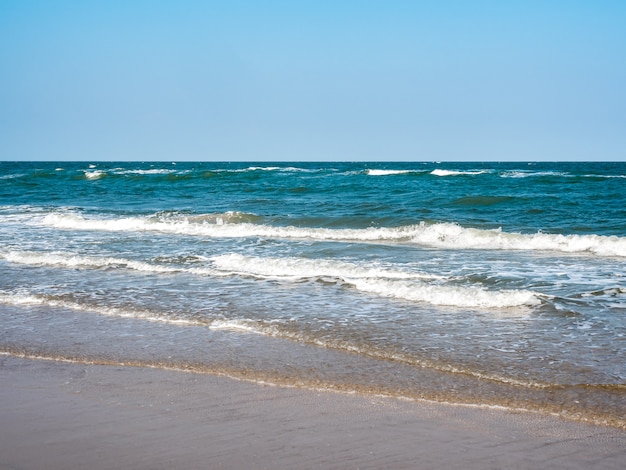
[1,161,625,427]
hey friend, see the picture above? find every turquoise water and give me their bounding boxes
[1,161,625,426]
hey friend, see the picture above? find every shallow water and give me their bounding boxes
[1,161,625,426]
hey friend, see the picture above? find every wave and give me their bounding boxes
[211,254,541,308]
[0,292,198,326]
[403,223,626,257]
[430,169,625,179]
[221,166,324,174]
[0,334,548,393]
[0,250,223,277]
[79,166,325,180]
[431,169,490,176]
[1,250,178,274]
[1,249,539,308]
[593,174,626,179]
[37,212,626,257]
[113,168,181,175]
[243,166,282,172]
[500,170,626,179]
[83,168,186,179]
[0,173,27,180]
[205,319,549,389]
[211,253,441,281]
[500,170,569,179]
[182,211,263,225]
[84,170,106,180]
[366,169,415,176]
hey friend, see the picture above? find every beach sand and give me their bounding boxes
[1,355,624,470]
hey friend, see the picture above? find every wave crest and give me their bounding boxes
[431,169,489,176]
[37,212,626,257]
[366,169,415,176]
[211,254,541,308]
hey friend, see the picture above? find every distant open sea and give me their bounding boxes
[1,161,625,427]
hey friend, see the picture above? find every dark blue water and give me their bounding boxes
[1,161,625,427]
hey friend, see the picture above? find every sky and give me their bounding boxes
[1,1,625,162]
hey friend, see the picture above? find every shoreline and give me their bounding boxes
[3,342,625,431]
[2,355,625,469]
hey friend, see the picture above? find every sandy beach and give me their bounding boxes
[1,355,624,470]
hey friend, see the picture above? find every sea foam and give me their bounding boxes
[0,250,221,277]
[367,169,414,176]
[431,169,489,176]
[38,213,626,258]
[84,170,106,180]
[1,248,542,308]
[0,292,196,326]
[211,254,541,308]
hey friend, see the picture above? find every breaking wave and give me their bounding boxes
[366,169,416,176]
[0,292,197,326]
[37,212,626,257]
[431,169,490,176]
[1,249,541,308]
[211,254,542,308]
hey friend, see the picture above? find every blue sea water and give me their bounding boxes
[1,161,625,426]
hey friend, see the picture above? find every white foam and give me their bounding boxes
[84,170,106,180]
[242,166,282,172]
[0,292,196,326]
[0,250,221,277]
[500,170,569,178]
[0,248,543,308]
[114,169,178,175]
[350,278,540,308]
[211,253,440,281]
[0,173,26,180]
[409,223,626,257]
[211,254,541,308]
[208,319,273,334]
[431,169,489,176]
[37,212,626,258]
[1,250,177,274]
[367,169,413,176]
[42,212,152,232]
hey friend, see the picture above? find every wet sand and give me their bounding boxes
[1,355,625,470]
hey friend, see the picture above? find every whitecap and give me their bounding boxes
[367,169,413,176]
[84,170,106,180]
[0,249,222,277]
[431,169,489,176]
[37,213,626,258]
[210,253,541,308]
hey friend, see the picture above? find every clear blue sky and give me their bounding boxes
[1,1,625,161]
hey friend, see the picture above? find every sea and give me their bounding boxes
[1,161,625,427]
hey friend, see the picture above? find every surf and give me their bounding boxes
[36,211,626,257]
